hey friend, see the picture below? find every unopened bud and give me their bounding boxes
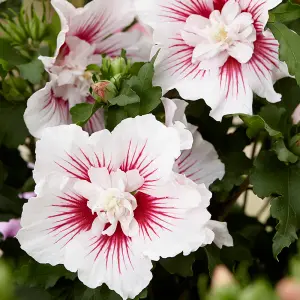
[211,265,235,290]
[289,133,300,156]
[92,80,117,103]
[111,57,130,76]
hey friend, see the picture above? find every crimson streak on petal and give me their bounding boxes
[134,192,179,240]
[48,193,96,246]
[89,224,132,274]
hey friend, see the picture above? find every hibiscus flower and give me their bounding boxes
[18,115,228,299]
[136,0,289,120]
[25,0,139,138]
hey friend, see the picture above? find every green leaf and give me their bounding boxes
[106,106,128,131]
[0,100,28,148]
[204,244,222,277]
[250,151,300,258]
[139,86,162,114]
[129,62,144,76]
[0,38,27,66]
[80,285,121,300]
[269,2,300,23]
[18,59,44,84]
[268,22,300,85]
[137,63,154,90]
[15,286,52,300]
[109,84,140,106]
[70,103,94,124]
[160,253,196,277]
[70,102,102,127]
[15,258,76,289]
[240,114,282,139]
[273,139,298,163]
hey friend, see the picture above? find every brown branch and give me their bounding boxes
[218,177,250,221]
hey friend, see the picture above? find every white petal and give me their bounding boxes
[126,170,144,192]
[40,0,73,70]
[206,220,233,248]
[228,42,254,64]
[126,23,154,62]
[17,174,96,267]
[221,0,241,24]
[185,14,210,35]
[173,121,193,150]
[162,97,177,127]
[193,42,223,62]
[175,131,225,187]
[239,0,268,32]
[135,0,214,28]
[242,31,288,104]
[24,80,70,138]
[34,125,115,185]
[267,0,282,10]
[56,0,135,45]
[95,31,141,57]
[112,115,181,188]
[74,180,102,202]
[88,167,111,189]
[199,51,229,69]
[138,176,213,260]
[206,58,254,121]
[76,228,153,300]
[111,169,127,192]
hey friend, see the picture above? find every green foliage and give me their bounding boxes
[160,253,196,277]
[17,59,44,84]
[15,258,76,289]
[251,151,300,258]
[269,22,300,85]
[270,2,300,23]
[0,100,28,148]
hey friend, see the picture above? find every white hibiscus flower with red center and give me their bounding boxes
[25,0,140,138]
[136,0,289,120]
[17,115,233,299]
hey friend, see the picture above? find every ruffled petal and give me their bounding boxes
[175,131,225,187]
[238,0,268,32]
[112,115,181,189]
[73,226,153,300]
[208,57,253,120]
[17,174,97,267]
[242,31,285,103]
[136,0,214,27]
[54,0,135,45]
[206,220,233,248]
[33,124,114,183]
[267,0,282,10]
[95,31,141,57]
[138,175,214,259]
[24,80,70,138]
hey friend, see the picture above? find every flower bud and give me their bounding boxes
[92,80,117,103]
[110,57,130,76]
[289,133,300,157]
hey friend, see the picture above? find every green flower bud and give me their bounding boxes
[110,57,129,76]
[289,133,300,156]
[92,80,117,103]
